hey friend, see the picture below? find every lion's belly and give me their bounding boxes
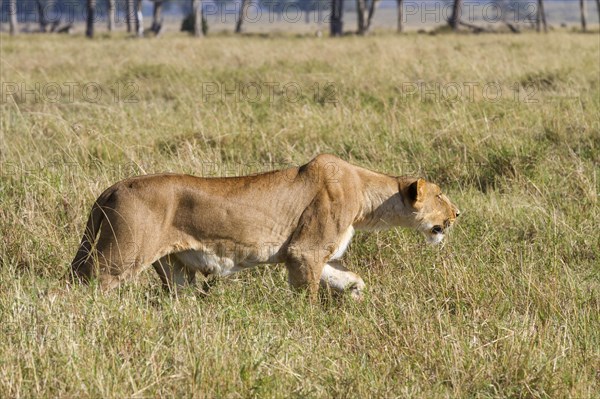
[173,250,237,276]
[173,242,284,276]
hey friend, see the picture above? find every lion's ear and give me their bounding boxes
[406,178,426,203]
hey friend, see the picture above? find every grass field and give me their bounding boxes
[1,31,599,398]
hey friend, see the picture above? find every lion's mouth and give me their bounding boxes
[422,224,446,245]
[425,232,445,245]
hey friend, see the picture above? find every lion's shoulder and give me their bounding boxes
[294,154,358,194]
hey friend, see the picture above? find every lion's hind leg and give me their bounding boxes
[92,213,155,291]
[94,237,146,291]
[152,254,196,294]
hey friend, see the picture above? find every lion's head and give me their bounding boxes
[403,178,460,244]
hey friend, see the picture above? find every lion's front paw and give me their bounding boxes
[350,288,364,301]
[348,280,366,301]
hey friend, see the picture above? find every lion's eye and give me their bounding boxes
[431,225,443,234]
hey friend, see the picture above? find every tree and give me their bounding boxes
[356,0,367,35]
[330,0,343,36]
[36,0,48,32]
[396,0,404,33]
[181,0,207,36]
[597,0,600,29]
[151,1,164,35]
[580,0,587,32]
[107,0,115,32]
[8,0,17,35]
[235,0,250,34]
[449,0,462,31]
[365,0,380,33]
[127,0,134,32]
[136,0,144,36]
[86,0,96,38]
[536,0,547,33]
[193,0,202,36]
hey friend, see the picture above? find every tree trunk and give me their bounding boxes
[536,0,547,33]
[356,0,366,35]
[365,0,380,32]
[127,0,134,32]
[449,0,463,31]
[136,0,144,36]
[86,0,96,38]
[235,0,250,34]
[8,0,17,35]
[596,0,600,29]
[580,0,587,32]
[37,0,47,32]
[330,0,343,36]
[396,0,404,33]
[193,0,203,37]
[107,0,115,31]
[151,1,163,35]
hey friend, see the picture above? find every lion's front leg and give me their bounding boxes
[320,260,365,300]
[285,253,325,303]
[284,185,357,302]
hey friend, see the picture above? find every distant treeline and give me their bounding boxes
[1,1,597,37]
[0,0,337,22]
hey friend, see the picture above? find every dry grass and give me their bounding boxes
[0,31,599,398]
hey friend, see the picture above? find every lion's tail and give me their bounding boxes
[68,188,113,284]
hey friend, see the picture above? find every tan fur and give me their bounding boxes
[70,154,460,301]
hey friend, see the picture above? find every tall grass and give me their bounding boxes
[0,31,598,398]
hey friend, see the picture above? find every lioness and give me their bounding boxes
[71,154,460,300]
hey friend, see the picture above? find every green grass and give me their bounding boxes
[0,31,599,398]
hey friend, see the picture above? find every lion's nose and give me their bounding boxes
[431,225,444,234]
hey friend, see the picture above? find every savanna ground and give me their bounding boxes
[0,30,599,398]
